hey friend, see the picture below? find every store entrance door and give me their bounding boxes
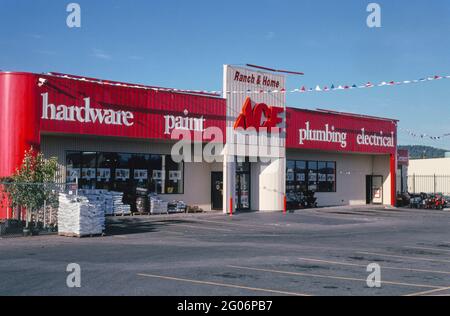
[366,175,384,205]
[211,172,223,211]
[235,160,251,212]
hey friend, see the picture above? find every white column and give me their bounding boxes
[223,153,236,214]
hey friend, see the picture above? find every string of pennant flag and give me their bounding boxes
[398,127,450,141]
[226,74,450,94]
[47,72,450,96]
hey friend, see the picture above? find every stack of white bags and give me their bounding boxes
[77,189,131,216]
[149,195,168,215]
[58,193,105,236]
[110,191,131,216]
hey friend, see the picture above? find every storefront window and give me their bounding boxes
[65,151,182,197]
[131,154,150,189]
[318,162,328,192]
[307,161,318,191]
[80,152,97,189]
[286,160,296,203]
[296,161,307,192]
[165,156,184,194]
[236,158,250,173]
[148,155,163,194]
[286,160,336,195]
[286,161,295,183]
[97,152,117,190]
[327,162,336,192]
[66,151,81,183]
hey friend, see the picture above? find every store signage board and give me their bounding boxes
[41,93,134,126]
[82,168,96,180]
[38,75,226,142]
[286,108,397,155]
[397,149,409,166]
[169,170,182,182]
[164,110,206,135]
[66,168,80,182]
[233,97,284,131]
[134,169,148,181]
[115,169,130,181]
[223,65,286,158]
[152,170,164,180]
[97,168,111,180]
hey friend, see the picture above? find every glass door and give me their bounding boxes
[366,175,383,204]
[211,172,223,211]
[371,176,383,204]
[235,159,251,211]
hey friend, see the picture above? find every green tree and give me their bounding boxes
[2,147,58,230]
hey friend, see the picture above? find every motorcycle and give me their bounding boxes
[301,190,318,209]
[286,190,318,210]
[409,192,448,210]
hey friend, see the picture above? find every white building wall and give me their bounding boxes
[372,155,392,205]
[409,158,450,175]
[40,134,222,212]
[287,149,392,206]
[250,159,286,212]
[408,158,450,195]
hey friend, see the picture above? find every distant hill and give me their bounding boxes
[399,145,448,159]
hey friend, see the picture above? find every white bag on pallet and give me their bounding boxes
[149,195,168,214]
[77,189,131,216]
[58,193,105,236]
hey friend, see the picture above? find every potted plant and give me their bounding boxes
[1,147,58,237]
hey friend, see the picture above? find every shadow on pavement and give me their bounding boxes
[105,217,192,236]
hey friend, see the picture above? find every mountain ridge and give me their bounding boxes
[399,145,449,159]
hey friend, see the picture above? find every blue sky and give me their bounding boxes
[1,0,450,149]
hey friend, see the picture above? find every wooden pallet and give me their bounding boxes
[112,213,132,217]
[133,212,150,216]
[58,232,105,238]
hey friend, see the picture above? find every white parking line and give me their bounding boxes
[137,273,310,296]
[405,286,450,297]
[296,257,450,275]
[357,251,450,264]
[228,265,443,289]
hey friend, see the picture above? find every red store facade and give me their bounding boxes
[0,70,398,218]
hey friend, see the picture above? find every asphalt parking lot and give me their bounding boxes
[1,206,450,296]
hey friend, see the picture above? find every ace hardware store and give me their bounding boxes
[0,66,398,221]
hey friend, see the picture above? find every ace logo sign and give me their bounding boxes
[234,97,284,132]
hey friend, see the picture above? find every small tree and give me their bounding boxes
[2,147,58,229]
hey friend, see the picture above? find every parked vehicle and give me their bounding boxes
[301,190,318,209]
[430,194,447,210]
[286,190,318,210]
[396,192,411,207]
[409,193,422,209]
[409,192,448,210]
